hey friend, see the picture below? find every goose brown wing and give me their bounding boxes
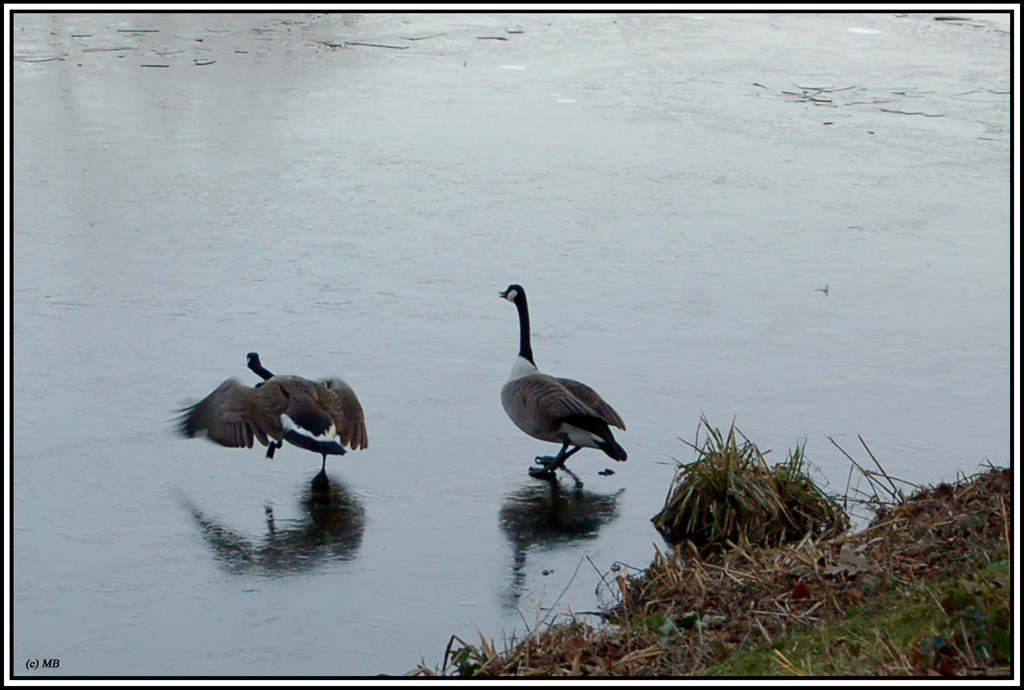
[178,379,282,448]
[553,377,626,430]
[515,374,603,423]
[322,378,368,450]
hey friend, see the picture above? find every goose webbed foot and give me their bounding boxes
[266,440,282,460]
[529,444,580,477]
[528,460,584,487]
[531,452,564,475]
[529,454,567,477]
[529,462,558,478]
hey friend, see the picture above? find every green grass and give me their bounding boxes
[703,553,1012,676]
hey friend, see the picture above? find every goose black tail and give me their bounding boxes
[564,414,628,462]
[598,438,628,462]
[283,430,347,456]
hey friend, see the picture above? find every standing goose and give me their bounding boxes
[178,354,367,492]
[500,284,626,478]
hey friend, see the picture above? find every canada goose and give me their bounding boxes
[246,353,368,462]
[499,284,626,478]
[178,354,368,492]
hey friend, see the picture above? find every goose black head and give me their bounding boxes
[246,351,276,382]
[500,284,526,304]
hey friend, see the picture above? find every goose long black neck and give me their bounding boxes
[246,352,275,381]
[510,287,534,366]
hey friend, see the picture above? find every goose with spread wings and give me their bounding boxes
[178,353,367,492]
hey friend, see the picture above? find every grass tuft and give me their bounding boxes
[651,416,848,550]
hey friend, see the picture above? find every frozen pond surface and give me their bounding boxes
[10,12,1011,677]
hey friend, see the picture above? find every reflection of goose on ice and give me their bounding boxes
[180,480,365,576]
[498,475,623,610]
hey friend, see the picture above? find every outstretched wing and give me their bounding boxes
[177,379,281,448]
[321,378,368,450]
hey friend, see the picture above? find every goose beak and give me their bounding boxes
[499,288,509,299]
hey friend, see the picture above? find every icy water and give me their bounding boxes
[10,12,1011,677]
